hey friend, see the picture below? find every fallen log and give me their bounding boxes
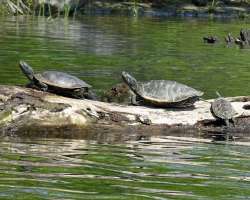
[0,85,250,141]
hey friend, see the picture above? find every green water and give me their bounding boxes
[0,16,250,98]
[0,15,250,199]
[0,137,250,199]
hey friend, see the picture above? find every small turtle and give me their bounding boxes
[235,37,250,48]
[234,29,250,48]
[239,29,250,42]
[211,92,238,127]
[19,61,97,99]
[225,33,234,44]
[235,37,244,45]
[121,72,203,108]
[203,36,218,44]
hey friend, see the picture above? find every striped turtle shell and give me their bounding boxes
[34,71,91,89]
[19,61,91,90]
[211,97,237,120]
[122,72,203,107]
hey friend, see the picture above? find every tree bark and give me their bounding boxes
[0,85,250,141]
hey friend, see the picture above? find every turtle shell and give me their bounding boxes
[136,80,203,104]
[34,71,92,89]
[211,98,237,120]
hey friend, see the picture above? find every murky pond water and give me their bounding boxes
[0,15,250,98]
[0,15,250,199]
[0,136,250,199]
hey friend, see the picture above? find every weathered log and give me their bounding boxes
[0,85,250,141]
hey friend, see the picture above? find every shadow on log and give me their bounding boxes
[0,85,250,142]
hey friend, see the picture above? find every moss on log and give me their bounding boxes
[0,85,250,141]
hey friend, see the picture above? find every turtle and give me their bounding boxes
[210,92,238,127]
[19,61,97,100]
[239,28,250,43]
[225,33,234,44]
[121,71,204,108]
[203,36,218,44]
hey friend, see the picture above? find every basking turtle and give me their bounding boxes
[239,29,250,43]
[121,72,203,108]
[19,61,97,100]
[211,92,238,127]
[225,33,234,44]
[203,36,218,44]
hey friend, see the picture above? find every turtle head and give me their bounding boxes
[19,61,34,81]
[121,71,138,92]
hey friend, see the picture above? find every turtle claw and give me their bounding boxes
[136,115,152,125]
[40,83,48,92]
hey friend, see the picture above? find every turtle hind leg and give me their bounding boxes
[225,119,230,127]
[72,88,98,100]
[230,118,236,127]
[84,90,98,100]
[70,88,85,99]
[224,119,235,141]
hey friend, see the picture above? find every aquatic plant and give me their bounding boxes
[131,0,139,16]
[38,0,45,16]
[0,0,31,15]
[73,0,79,18]
[208,0,221,13]
[64,3,71,18]
[238,10,249,18]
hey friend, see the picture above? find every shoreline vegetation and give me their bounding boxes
[1,0,250,18]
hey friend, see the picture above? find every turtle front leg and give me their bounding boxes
[130,93,141,106]
[38,82,48,92]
